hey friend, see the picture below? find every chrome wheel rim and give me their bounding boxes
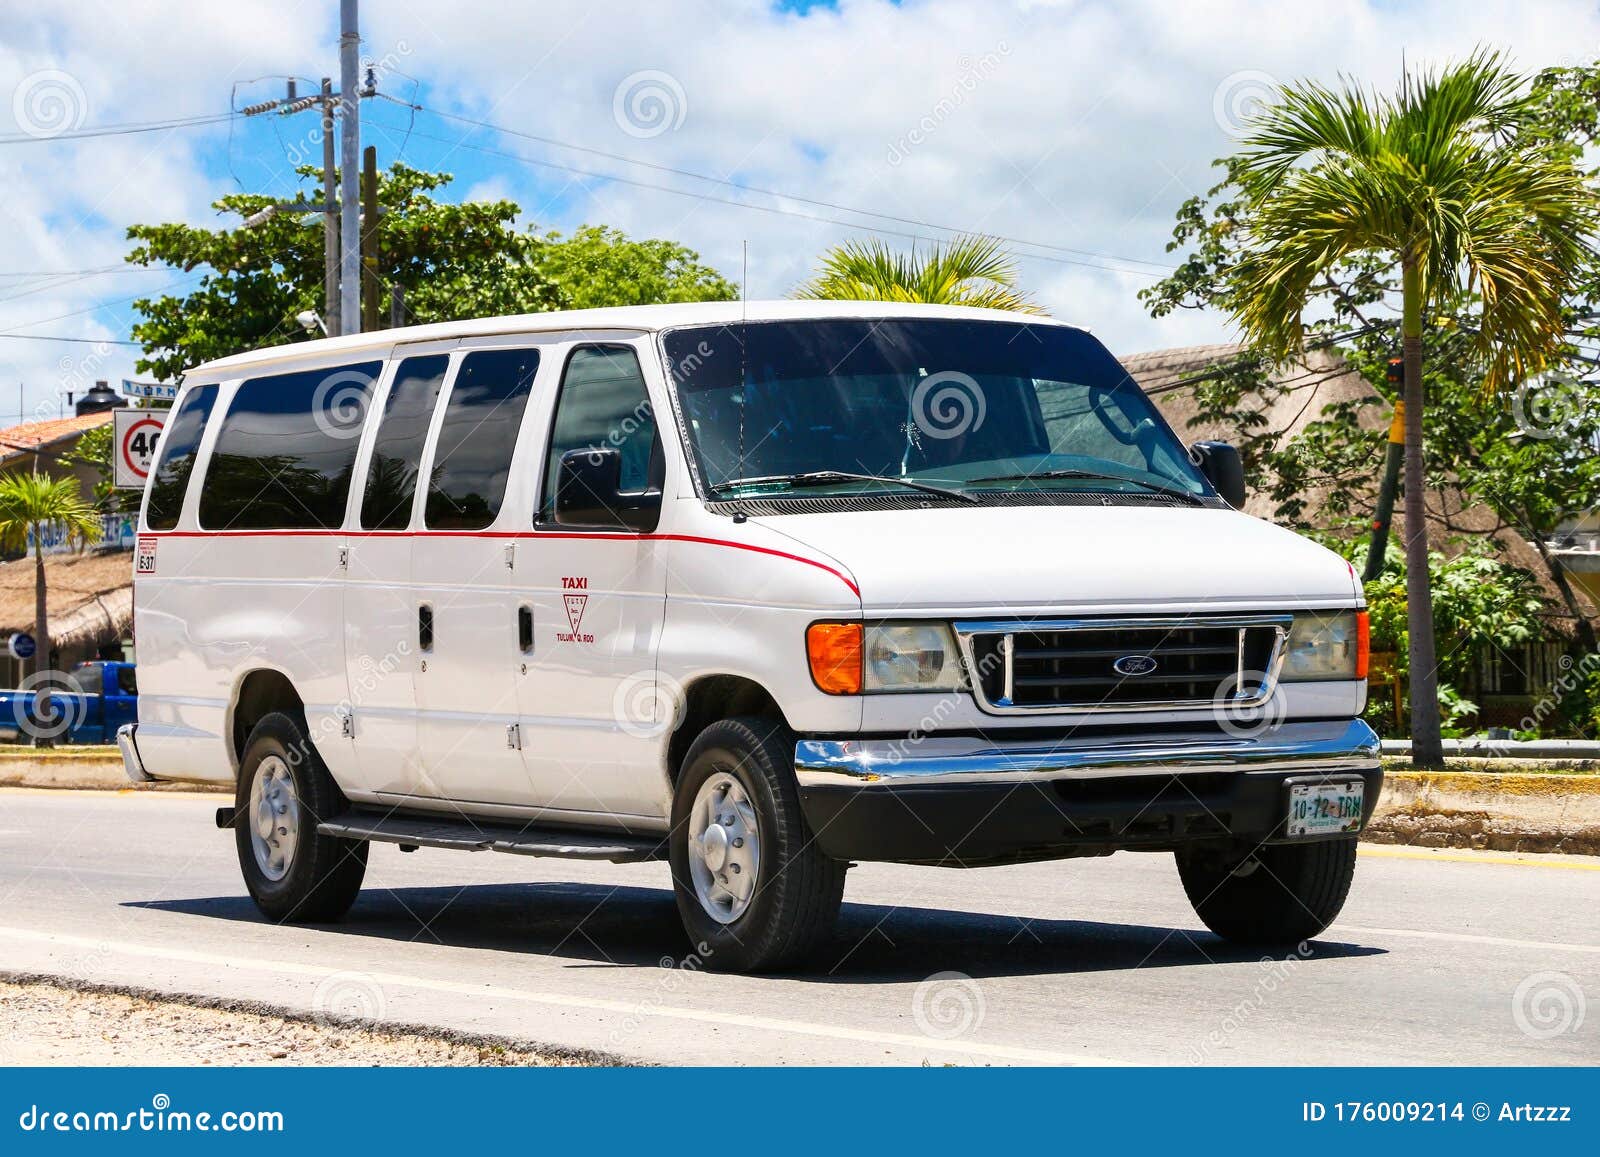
[687,771,760,924]
[249,755,300,882]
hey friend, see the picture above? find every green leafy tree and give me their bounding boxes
[794,234,1046,314]
[0,473,102,745]
[126,164,735,381]
[1152,53,1599,766]
[536,225,739,310]
[61,422,134,514]
[1143,62,1600,660]
[1351,539,1546,737]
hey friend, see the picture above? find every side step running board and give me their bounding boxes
[317,811,665,864]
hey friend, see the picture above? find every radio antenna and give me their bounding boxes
[736,240,748,479]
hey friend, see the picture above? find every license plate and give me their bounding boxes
[1286,780,1364,837]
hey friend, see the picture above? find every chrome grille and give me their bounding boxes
[955,615,1291,714]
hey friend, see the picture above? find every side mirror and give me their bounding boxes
[554,447,661,532]
[1189,441,1245,508]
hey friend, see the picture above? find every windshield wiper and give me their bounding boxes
[712,470,980,504]
[968,468,1208,507]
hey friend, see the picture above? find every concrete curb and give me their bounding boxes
[1368,771,1600,856]
[4,752,1598,854]
[0,750,225,793]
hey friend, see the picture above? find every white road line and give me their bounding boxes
[0,926,1117,1066]
[1337,925,1600,954]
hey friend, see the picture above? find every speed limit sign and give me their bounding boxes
[113,407,167,489]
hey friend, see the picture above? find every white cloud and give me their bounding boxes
[1,0,1598,419]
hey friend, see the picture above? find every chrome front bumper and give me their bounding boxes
[116,723,153,783]
[794,718,1380,789]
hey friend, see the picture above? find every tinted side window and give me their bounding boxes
[199,362,381,530]
[144,384,218,529]
[541,346,656,519]
[117,666,138,695]
[424,348,539,530]
[361,355,450,530]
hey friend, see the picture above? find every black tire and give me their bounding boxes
[234,711,367,923]
[1176,837,1358,945]
[669,716,846,973]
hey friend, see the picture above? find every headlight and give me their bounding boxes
[806,621,965,694]
[864,623,964,692]
[1280,610,1369,682]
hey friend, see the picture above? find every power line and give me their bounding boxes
[0,273,201,339]
[378,120,1170,280]
[387,98,1175,278]
[0,333,142,346]
[0,266,166,278]
[0,110,239,146]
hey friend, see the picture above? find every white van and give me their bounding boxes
[120,301,1379,972]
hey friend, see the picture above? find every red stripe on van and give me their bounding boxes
[140,528,861,598]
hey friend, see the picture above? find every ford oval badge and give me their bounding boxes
[1112,654,1158,677]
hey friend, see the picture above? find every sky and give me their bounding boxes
[1,0,1598,422]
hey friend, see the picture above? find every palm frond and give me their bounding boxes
[0,472,103,549]
[1224,51,1598,387]
[794,234,1047,315]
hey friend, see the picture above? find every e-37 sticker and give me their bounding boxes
[135,536,158,575]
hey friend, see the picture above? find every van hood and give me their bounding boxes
[754,504,1360,614]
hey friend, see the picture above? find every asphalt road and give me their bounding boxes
[0,787,1595,1066]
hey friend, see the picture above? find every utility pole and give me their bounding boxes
[338,0,362,334]
[320,78,341,338]
[240,81,344,340]
[361,145,381,332]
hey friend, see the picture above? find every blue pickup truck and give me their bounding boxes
[0,660,137,745]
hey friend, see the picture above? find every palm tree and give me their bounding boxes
[795,234,1046,314]
[0,473,102,747]
[1226,52,1598,768]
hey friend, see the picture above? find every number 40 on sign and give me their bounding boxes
[113,408,168,490]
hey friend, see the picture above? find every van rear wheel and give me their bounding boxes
[1176,837,1358,945]
[234,711,367,923]
[669,716,846,973]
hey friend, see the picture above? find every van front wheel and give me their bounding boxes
[1176,837,1358,945]
[669,716,846,973]
[234,712,367,923]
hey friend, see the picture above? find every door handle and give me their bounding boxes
[418,604,434,653]
[517,605,534,654]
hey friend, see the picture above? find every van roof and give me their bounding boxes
[188,300,1082,379]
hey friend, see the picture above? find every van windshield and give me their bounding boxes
[660,318,1209,503]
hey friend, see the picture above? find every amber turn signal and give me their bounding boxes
[807,622,863,695]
